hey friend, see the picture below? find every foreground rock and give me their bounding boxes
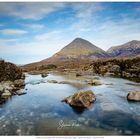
[62,90,96,108]
[14,79,25,90]
[0,60,26,103]
[87,79,102,86]
[127,91,140,101]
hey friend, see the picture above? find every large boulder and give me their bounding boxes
[62,90,96,108]
[0,60,23,82]
[127,91,140,101]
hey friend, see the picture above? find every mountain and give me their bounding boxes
[23,38,108,69]
[23,39,140,70]
[107,40,140,57]
[43,38,108,62]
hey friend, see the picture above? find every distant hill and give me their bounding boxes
[107,40,140,57]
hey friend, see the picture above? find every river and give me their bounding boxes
[0,73,140,135]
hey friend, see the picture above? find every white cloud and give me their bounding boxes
[0,2,66,20]
[0,29,28,35]
[86,18,140,50]
[71,2,104,19]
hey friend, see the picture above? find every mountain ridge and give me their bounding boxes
[23,38,140,69]
[107,40,140,57]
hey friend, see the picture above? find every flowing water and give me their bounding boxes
[0,73,140,135]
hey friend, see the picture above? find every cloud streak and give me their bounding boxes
[0,29,28,35]
[0,2,66,20]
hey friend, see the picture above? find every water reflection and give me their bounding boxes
[71,106,86,114]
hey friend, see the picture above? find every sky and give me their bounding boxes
[0,2,140,64]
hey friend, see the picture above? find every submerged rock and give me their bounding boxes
[87,79,102,86]
[62,90,96,108]
[127,91,140,101]
[16,90,27,96]
[58,81,71,84]
[47,80,58,83]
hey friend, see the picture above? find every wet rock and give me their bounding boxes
[47,80,58,83]
[62,90,96,108]
[76,73,82,77]
[105,83,113,85]
[58,81,71,84]
[41,73,48,78]
[1,90,11,98]
[0,81,14,92]
[92,76,100,80]
[16,90,27,96]
[122,71,131,78]
[14,79,25,87]
[104,72,115,77]
[127,91,140,101]
[87,79,102,86]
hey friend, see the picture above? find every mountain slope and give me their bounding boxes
[107,40,140,57]
[43,38,108,62]
[23,38,108,69]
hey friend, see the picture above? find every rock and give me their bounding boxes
[109,65,121,73]
[58,81,71,84]
[16,90,27,96]
[122,71,131,78]
[127,91,140,101]
[0,81,14,92]
[0,60,23,82]
[92,76,100,80]
[104,72,115,77]
[41,73,48,78]
[47,80,58,83]
[1,90,11,98]
[14,79,25,89]
[62,90,96,108]
[87,79,102,86]
[76,73,82,77]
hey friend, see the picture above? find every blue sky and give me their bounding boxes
[0,2,140,64]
